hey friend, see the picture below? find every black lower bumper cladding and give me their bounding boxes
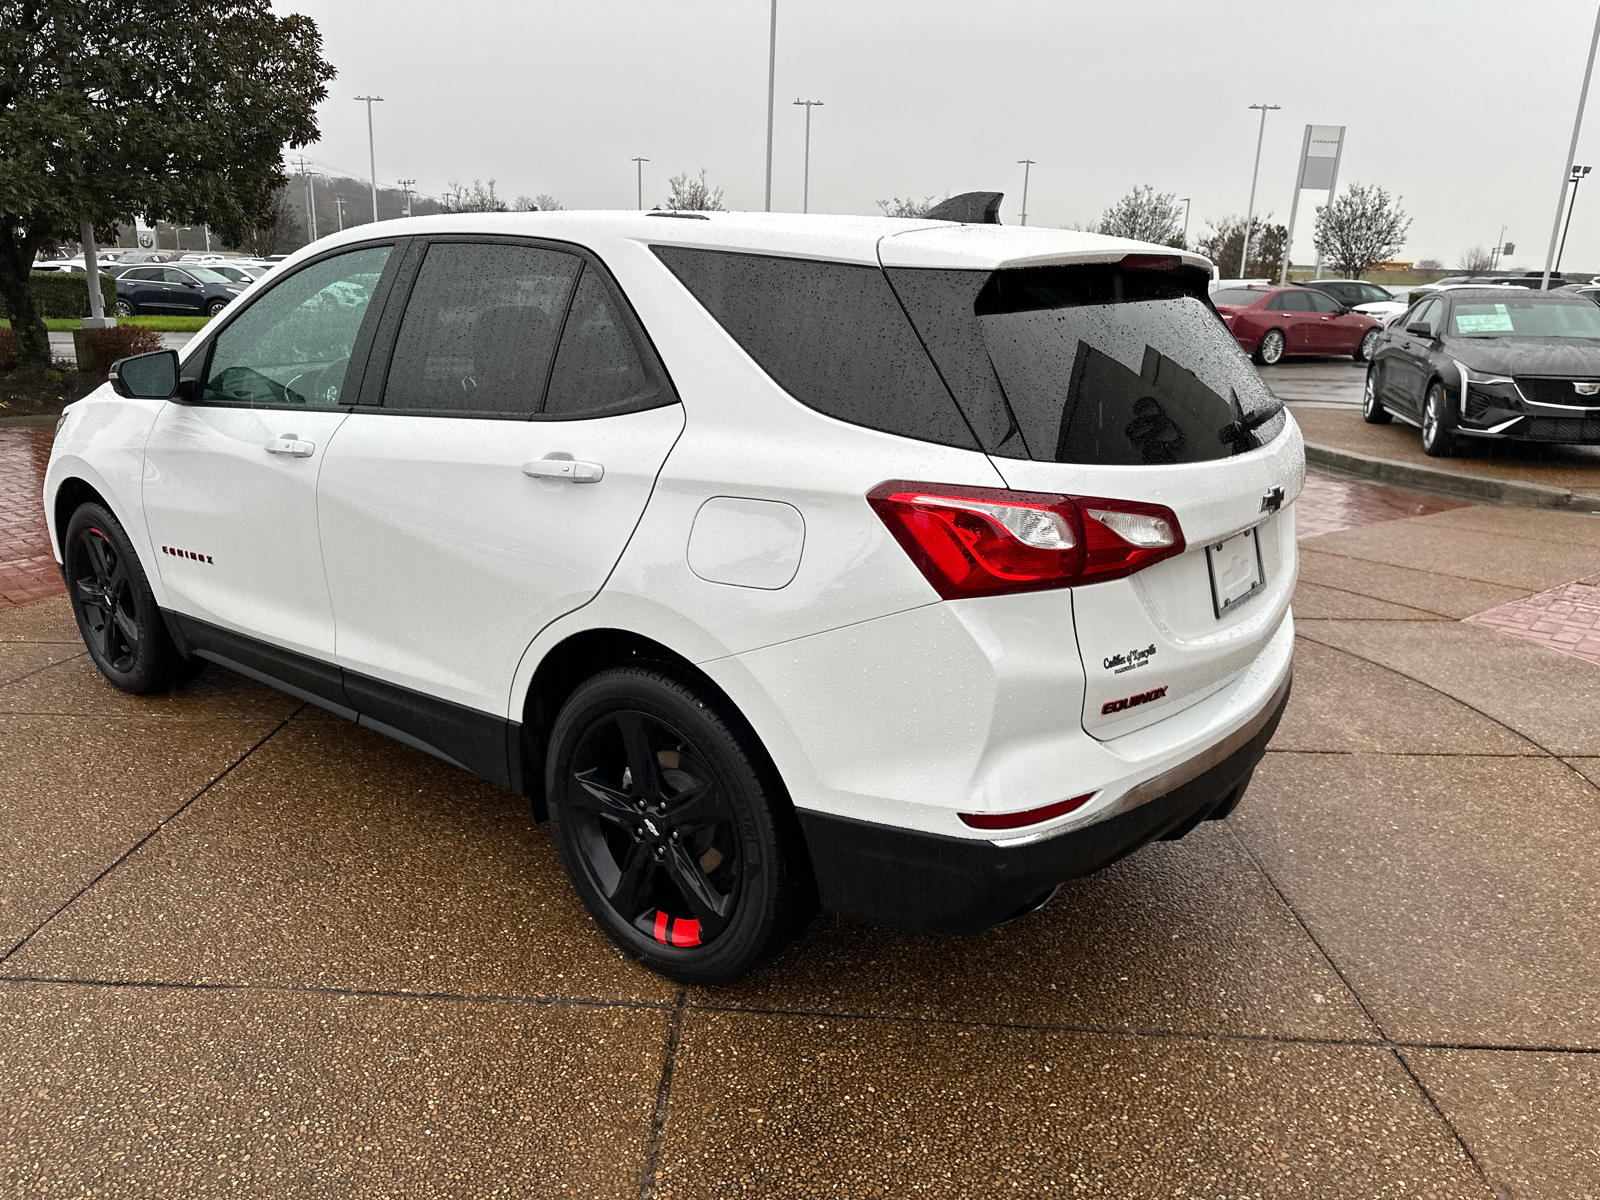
[797,675,1292,935]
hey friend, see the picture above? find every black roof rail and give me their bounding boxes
[923,192,1004,224]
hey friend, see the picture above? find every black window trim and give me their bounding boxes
[180,236,410,413]
[356,233,679,422]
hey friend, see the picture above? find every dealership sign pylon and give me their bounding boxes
[1279,124,1345,283]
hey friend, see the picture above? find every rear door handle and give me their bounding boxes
[522,458,604,483]
[264,437,315,458]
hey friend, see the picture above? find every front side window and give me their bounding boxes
[1412,298,1443,333]
[1304,291,1342,313]
[654,246,978,450]
[201,244,392,408]
[383,242,580,417]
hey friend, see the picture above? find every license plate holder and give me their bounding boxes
[1206,526,1266,619]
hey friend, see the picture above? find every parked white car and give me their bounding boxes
[45,210,1301,982]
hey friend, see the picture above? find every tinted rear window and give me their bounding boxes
[1211,288,1265,306]
[888,264,1284,465]
[653,246,978,450]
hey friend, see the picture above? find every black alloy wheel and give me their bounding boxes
[1362,367,1393,424]
[1254,328,1286,366]
[546,667,815,983]
[1422,380,1457,457]
[1354,328,1381,362]
[63,503,202,693]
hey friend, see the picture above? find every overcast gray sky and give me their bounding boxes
[282,0,1600,272]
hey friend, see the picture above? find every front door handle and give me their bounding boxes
[522,457,604,483]
[264,436,315,458]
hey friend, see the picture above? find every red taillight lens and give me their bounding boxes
[868,481,1184,600]
[960,792,1096,830]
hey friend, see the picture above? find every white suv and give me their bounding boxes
[46,210,1301,982]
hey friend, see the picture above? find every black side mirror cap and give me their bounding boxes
[1405,322,1435,339]
[107,349,179,399]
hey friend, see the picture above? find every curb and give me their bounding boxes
[1305,442,1600,514]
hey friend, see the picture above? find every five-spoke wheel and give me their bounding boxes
[1253,328,1285,366]
[547,667,814,983]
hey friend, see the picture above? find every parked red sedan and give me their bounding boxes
[1211,285,1383,365]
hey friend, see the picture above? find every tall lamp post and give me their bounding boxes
[1180,197,1192,247]
[1239,103,1280,277]
[1542,3,1600,289]
[631,157,649,210]
[763,0,778,212]
[397,179,416,219]
[1017,159,1035,226]
[1557,164,1592,273]
[793,99,823,213]
[355,95,385,222]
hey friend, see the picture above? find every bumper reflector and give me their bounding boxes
[960,792,1095,831]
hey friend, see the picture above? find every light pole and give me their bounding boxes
[1239,103,1280,277]
[1017,159,1035,226]
[1180,197,1192,247]
[397,179,416,219]
[1542,4,1600,288]
[1491,223,1508,271]
[355,95,385,222]
[764,0,778,212]
[1558,164,1592,273]
[793,99,823,213]
[296,156,317,240]
[334,194,345,232]
[631,157,649,209]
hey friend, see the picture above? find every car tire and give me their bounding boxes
[205,299,228,317]
[1253,328,1286,365]
[1354,328,1381,362]
[546,665,816,984]
[1422,380,1457,457]
[63,502,205,694]
[114,299,135,317]
[1362,368,1393,424]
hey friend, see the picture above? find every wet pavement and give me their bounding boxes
[5,425,1600,1196]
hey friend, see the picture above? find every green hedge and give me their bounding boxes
[0,272,119,320]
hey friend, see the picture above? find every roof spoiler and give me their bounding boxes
[923,192,1003,224]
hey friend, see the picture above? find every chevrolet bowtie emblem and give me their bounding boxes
[1260,486,1286,513]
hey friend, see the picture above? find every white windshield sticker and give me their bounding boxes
[1456,303,1515,333]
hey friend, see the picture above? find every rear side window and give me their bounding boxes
[543,267,666,418]
[384,243,579,417]
[1210,288,1263,306]
[887,263,1284,466]
[653,246,978,450]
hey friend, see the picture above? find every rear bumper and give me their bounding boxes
[796,671,1291,935]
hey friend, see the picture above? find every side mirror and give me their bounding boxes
[108,350,179,399]
[1405,322,1435,339]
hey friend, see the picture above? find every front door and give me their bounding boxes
[1385,297,1442,416]
[317,239,684,720]
[1302,288,1349,352]
[141,243,397,662]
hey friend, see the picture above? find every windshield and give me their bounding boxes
[1451,297,1600,338]
[186,267,232,283]
[888,263,1284,466]
[1211,288,1265,307]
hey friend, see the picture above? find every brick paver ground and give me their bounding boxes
[0,428,64,609]
[1467,572,1600,668]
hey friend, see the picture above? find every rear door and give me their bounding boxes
[1303,288,1352,352]
[883,249,1299,739]
[316,237,684,719]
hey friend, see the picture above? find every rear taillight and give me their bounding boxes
[867,481,1184,600]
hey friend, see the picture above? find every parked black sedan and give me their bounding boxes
[114,265,244,317]
[1365,288,1600,456]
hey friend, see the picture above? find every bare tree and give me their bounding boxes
[1416,257,1443,270]
[1313,183,1411,278]
[1457,245,1496,273]
[1197,214,1287,279]
[511,195,537,212]
[440,179,508,213]
[664,170,724,211]
[877,196,938,218]
[238,185,300,256]
[1098,185,1184,246]
[535,193,562,212]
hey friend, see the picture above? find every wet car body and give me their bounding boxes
[1210,284,1383,365]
